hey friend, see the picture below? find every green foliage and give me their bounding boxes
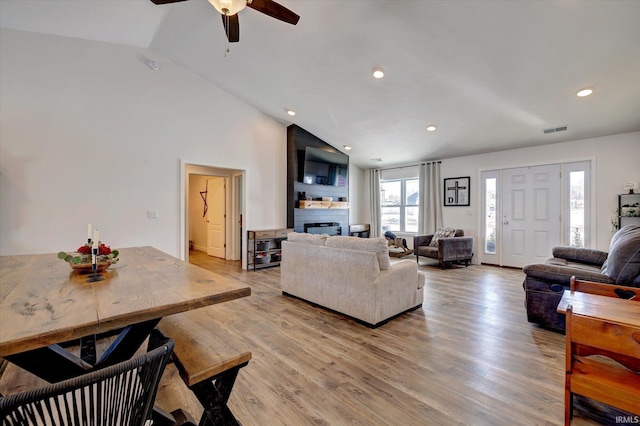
[58,250,119,265]
[571,227,583,248]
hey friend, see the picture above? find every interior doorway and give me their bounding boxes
[188,176,226,258]
[182,163,244,263]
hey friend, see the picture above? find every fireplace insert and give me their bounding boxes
[304,222,342,236]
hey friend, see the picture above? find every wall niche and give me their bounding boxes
[287,125,349,234]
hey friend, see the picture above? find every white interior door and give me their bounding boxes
[502,164,561,268]
[207,178,226,258]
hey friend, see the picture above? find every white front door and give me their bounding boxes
[502,164,561,268]
[207,178,226,258]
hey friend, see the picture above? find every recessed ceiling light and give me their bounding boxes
[343,145,352,151]
[426,124,437,132]
[372,67,385,79]
[286,109,296,116]
[576,88,593,97]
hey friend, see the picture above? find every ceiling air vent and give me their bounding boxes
[543,126,568,134]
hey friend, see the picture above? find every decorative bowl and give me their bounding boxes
[69,258,113,273]
[59,246,119,274]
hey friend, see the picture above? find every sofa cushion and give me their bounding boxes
[325,236,391,270]
[601,224,640,285]
[287,232,328,246]
[429,227,457,247]
[415,245,438,259]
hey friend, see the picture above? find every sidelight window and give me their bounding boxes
[564,161,591,247]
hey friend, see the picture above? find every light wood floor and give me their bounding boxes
[170,252,609,426]
[0,252,617,425]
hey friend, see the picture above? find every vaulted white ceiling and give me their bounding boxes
[2,0,639,167]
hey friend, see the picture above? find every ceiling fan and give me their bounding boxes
[150,0,300,43]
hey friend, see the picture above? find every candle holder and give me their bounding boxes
[86,247,105,283]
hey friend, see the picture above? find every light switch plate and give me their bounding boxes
[147,210,159,219]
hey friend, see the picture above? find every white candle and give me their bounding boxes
[93,230,99,249]
[88,223,92,240]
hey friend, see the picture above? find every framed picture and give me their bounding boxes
[444,176,470,206]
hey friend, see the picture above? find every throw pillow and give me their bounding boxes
[325,236,391,270]
[429,227,457,247]
[287,232,328,246]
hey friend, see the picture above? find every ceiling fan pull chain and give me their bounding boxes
[224,14,230,57]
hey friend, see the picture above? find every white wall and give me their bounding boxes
[0,29,287,257]
[442,132,640,253]
[3,29,637,259]
[383,132,639,258]
[348,164,367,226]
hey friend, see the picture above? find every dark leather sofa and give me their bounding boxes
[522,224,640,331]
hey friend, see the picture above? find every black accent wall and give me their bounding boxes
[287,125,349,234]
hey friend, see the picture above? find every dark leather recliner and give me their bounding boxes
[522,224,640,331]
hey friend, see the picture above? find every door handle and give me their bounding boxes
[503,220,509,225]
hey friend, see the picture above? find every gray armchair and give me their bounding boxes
[414,229,474,269]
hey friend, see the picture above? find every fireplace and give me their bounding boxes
[304,222,342,236]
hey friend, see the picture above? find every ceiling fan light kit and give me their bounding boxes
[151,0,299,44]
[208,0,247,16]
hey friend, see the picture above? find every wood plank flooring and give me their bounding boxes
[0,252,618,425]
[166,253,606,426]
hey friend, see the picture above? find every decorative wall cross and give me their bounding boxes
[444,177,470,206]
[447,181,467,204]
[200,180,208,217]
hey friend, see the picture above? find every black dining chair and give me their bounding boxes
[0,331,174,426]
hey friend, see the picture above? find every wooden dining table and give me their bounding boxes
[0,246,250,383]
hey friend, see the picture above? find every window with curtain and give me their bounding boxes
[380,178,419,233]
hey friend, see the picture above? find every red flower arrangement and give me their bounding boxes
[76,243,112,256]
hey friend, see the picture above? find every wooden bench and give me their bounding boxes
[564,305,640,425]
[156,307,252,426]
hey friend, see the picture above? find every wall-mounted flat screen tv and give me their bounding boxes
[300,146,348,187]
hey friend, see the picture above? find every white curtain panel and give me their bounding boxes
[418,162,443,234]
[369,169,382,238]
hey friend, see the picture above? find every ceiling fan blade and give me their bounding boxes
[247,0,300,25]
[150,0,189,4]
[221,14,240,43]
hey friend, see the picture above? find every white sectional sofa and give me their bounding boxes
[281,232,425,327]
